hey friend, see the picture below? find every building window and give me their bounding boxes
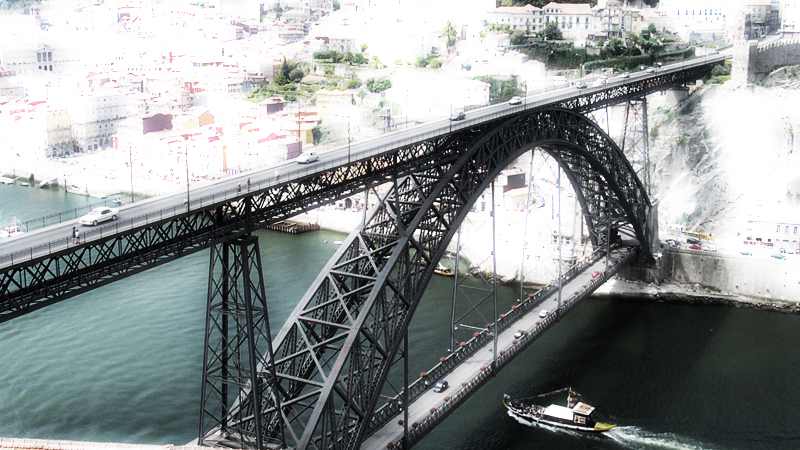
[794,227,798,235]
[786,226,790,234]
[777,225,781,232]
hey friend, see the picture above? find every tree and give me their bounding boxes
[288,68,304,82]
[366,77,392,93]
[543,21,563,41]
[430,59,442,69]
[647,23,657,36]
[360,43,368,53]
[274,73,288,86]
[607,38,625,57]
[346,79,362,89]
[352,53,366,65]
[342,51,354,64]
[510,30,526,45]
[443,20,457,47]
[416,57,429,68]
[311,126,322,144]
[333,1,340,11]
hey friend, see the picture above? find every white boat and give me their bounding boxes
[0,217,26,239]
[504,388,616,433]
[434,263,455,276]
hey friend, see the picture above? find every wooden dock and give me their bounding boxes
[267,221,320,234]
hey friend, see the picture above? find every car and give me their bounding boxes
[509,96,522,105]
[576,82,587,89]
[538,309,549,318]
[689,244,702,250]
[704,245,717,252]
[772,253,786,260]
[514,330,525,339]
[296,151,319,164]
[779,248,786,254]
[740,251,753,256]
[79,206,119,226]
[433,380,449,393]
[592,79,605,87]
[687,238,701,245]
[591,270,601,278]
[449,111,466,121]
[645,67,655,73]
[620,72,630,78]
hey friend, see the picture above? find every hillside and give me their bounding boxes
[649,68,800,245]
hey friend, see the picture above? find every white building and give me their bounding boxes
[486,5,545,34]
[542,2,593,40]
[69,88,127,152]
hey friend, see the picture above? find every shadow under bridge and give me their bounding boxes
[200,106,653,450]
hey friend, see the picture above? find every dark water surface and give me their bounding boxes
[2,186,800,450]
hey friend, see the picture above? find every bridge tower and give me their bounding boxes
[199,234,284,449]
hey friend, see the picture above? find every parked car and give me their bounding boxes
[576,82,588,89]
[687,238,701,245]
[433,380,449,393]
[509,96,522,105]
[591,270,601,278]
[296,151,319,164]
[514,330,525,339]
[689,244,702,250]
[449,111,466,121]
[538,309,549,318]
[772,253,786,260]
[79,206,119,226]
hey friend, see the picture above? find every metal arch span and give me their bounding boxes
[240,107,651,450]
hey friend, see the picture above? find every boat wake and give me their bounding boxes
[605,426,717,450]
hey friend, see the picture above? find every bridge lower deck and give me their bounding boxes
[362,246,636,450]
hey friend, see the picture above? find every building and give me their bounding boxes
[542,2,593,40]
[45,108,72,157]
[781,0,800,35]
[0,44,71,74]
[69,88,127,152]
[486,5,545,34]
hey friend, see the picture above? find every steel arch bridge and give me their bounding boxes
[209,107,652,450]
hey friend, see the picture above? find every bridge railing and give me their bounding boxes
[381,247,639,449]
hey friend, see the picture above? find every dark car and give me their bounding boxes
[687,238,701,245]
[433,380,449,393]
[449,111,465,121]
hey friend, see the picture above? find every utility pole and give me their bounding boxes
[185,145,190,212]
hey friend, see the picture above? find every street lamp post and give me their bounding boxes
[128,143,134,204]
[185,145,190,212]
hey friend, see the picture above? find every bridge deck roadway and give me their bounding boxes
[361,246,635,450]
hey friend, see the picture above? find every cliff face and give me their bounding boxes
[649,69,800,242]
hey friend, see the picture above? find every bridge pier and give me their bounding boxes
[199,235,284,449]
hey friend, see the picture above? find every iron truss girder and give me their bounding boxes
[559,62,716,114]
[0,62,711,322]
[247,107,651,450]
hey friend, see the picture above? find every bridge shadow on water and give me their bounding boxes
[409,296,736,450]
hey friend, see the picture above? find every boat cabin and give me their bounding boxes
[543,402,597,428]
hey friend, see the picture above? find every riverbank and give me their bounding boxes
[292,208,800,314]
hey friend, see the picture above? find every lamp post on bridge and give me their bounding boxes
[185,144,190,212]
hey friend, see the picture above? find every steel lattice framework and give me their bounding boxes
[0,60,719,323]
[220,107,650,450]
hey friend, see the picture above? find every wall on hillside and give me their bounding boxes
[733,39,800,84]
[661,250,800,301]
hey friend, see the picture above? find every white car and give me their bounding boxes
[296,152,319,164]
[538,309,549,318]
[509,96,522,105]
[79,206,119,226]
